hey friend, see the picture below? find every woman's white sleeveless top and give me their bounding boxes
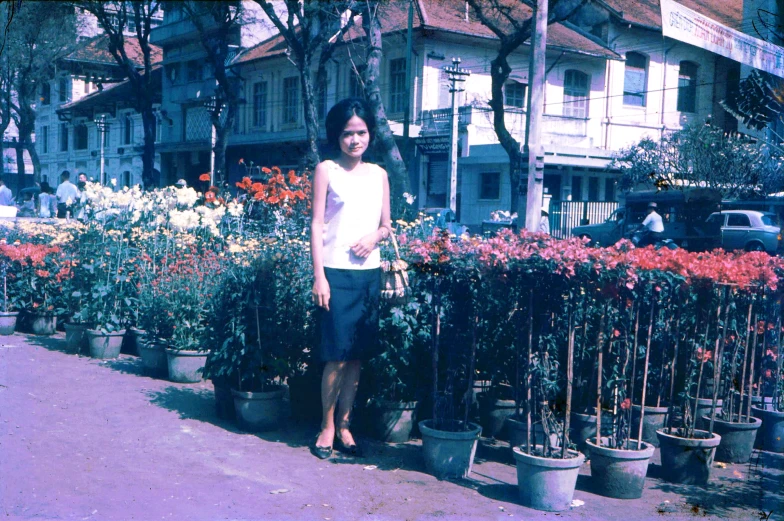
[322,160,383,270]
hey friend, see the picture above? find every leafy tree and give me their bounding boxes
[74,1,162,188]
[358,0,411,216]
[612,123,784,199]
[180,1,250,187]
[252,0,358,171]
[1,1,80,182]
[466,0,589,215]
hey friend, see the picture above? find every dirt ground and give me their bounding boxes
[1,332,782,521]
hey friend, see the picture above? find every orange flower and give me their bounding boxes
[620,398,631,410]
[205,192,216,203]
[238,158,245,164]
[199,173,211,182]
[696,348,712,363]
[262,167,272,174]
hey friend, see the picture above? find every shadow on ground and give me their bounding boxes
[650,451,784,517]
[23,333,70,354]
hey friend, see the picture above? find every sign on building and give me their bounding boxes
[661,0,784,79]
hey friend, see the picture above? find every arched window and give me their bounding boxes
[677,61,698,113]
[563,70,589,118]
[623,52,648,106]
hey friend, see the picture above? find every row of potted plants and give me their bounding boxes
[3,171,784,512]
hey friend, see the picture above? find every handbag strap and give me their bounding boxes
[389,229,402,262]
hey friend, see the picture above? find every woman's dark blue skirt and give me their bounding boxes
[320,267,380,362]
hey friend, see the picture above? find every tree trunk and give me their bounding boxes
[299,56,321,172]
[489,54,524,215]
[361,1,410,217]
[141,107,157,189]
[26,142,40,183]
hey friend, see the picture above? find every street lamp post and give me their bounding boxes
[202,96,222,186]
[94,113,109,186]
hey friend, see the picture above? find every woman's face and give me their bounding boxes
[339,115,370,159]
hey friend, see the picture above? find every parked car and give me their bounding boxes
[706,210,782,254]
[570,207,625,246]
[571,189,723,251]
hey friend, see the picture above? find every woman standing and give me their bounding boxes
[310,98,391,459]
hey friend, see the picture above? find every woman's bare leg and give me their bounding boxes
[336,360,361,445]
[316,361,345,447]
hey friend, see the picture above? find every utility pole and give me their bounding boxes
[445,57,470,214]
[524,0,548,231]
[403,0,414,199]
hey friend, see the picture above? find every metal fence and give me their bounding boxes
[549,200,619,239]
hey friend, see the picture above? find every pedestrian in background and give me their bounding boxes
[309,98,391,460]
[56,170,79,218]
[0,177,13,206]
[38,182,56,218]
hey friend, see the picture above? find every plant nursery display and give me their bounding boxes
[2,166,784,514]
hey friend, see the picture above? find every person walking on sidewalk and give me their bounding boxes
[309,98,391,460]
[56,170,79,218]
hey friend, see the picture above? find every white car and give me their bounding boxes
[706,210,782,254]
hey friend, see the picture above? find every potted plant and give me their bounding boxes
[411,243,482,480]
[657,284,725,486]
[204,249,290,431]
[361,297,428,443]
[79,238,134,359]
[135,252,174,376]
[8,243,68,335]
[61,251,90,353]
[585,281,662,500]
[702,289,762,463]
[511,280,583,513]
[161,250,226,383]
[752,293,784,453]
[0,246,20,335]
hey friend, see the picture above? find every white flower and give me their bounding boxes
[403,192,416,205]
[110,178,117,187]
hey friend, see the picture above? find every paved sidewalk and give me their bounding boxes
[0,333,782,521]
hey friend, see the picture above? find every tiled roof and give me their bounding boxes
[599,0,743,31]
[64,35,163,67]
[237,0,620,65]
[58,65,162,113]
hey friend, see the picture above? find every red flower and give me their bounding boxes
[199,173,211,182]
[621,398,631,410]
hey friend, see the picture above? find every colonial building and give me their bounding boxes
[145,1,760,231]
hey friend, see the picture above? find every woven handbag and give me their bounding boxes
[380,231,410,304]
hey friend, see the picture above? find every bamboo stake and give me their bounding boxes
[622,302,634,448]
[464,311,478,428]
[746,311,759,422]
[563,294,575,459]
[526,289,534,454]
[691,320,711,438]
[666,311,682,434]
[738,301,753,423]
[514,296,521,420]
[431,282,441,423]
[595,304,606,447]
[629,306,641,410]
[709,287,729,437]
[637,300,655,450]
[773,299,783,412]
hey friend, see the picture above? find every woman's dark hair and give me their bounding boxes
[325,97,376,153]
[40,182,51,194]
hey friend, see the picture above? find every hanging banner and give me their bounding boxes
[660,0,784,79]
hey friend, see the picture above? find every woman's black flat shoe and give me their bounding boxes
[335,436,363,457]
[310,440,333,460]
